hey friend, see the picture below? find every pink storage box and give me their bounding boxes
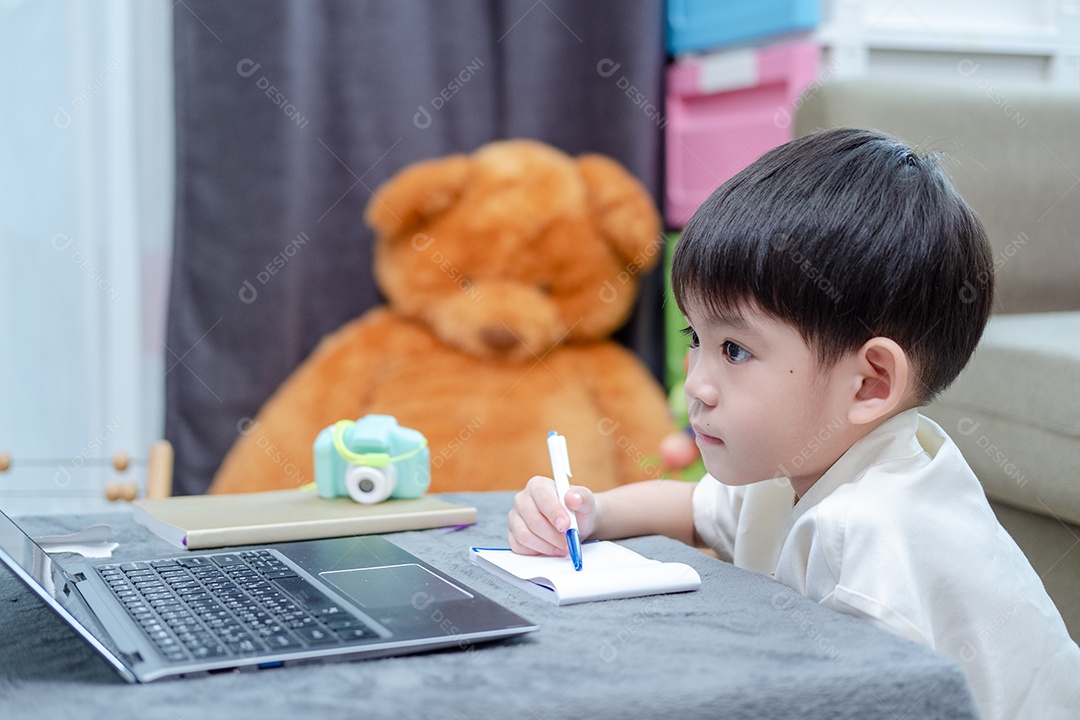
[665,41,821,228]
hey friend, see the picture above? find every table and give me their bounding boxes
[0,492,978,719]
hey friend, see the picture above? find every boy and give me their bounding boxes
[508,128,1080,719]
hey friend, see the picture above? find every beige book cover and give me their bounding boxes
[132,490,477,550]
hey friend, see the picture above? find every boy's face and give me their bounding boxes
[683,301,859,496]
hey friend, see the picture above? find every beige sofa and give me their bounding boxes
[795,77,1080,639]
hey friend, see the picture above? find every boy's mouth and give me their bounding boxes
[692,426,724,447]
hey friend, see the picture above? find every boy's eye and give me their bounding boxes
[681,326,699,348]
[723,341,751,363]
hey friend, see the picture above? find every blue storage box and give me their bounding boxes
[667,0,820,55]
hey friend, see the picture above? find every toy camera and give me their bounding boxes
[313,415,430,504]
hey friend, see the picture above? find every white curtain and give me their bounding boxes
[0,0,173,515]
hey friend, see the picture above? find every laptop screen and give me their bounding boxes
[0,509,134,679]
[0,509,71,605]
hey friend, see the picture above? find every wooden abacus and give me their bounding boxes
[0,440,174,501]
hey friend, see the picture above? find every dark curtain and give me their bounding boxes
[166,0,667,495]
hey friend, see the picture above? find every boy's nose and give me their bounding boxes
[683,357,718,408]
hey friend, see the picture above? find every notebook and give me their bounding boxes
[469,541,701,605]
[0,505,537,683]
[132,490,477,550]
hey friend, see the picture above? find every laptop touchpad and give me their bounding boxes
[320,564,472,609]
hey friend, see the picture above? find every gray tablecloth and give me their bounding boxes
[0,492,978,719]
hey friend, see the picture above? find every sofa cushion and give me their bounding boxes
[925,312,1080,525]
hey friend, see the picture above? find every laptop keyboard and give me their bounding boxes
[97,550,379,664]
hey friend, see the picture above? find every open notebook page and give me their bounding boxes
[469,541,701,605]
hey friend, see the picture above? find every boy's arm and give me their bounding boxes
[509,477,700,556]
[591,479,699,546]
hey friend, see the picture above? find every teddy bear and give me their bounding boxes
[209,139,676,496]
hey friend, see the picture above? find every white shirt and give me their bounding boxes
[692,409,1080,720]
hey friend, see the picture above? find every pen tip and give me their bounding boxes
[548,430,557,437]
[566,529,583,571]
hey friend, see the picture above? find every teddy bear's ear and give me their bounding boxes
[364,155,472,237]
[577,154,662,271]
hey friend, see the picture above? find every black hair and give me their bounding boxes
[672,127,994,403]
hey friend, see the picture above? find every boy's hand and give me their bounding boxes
[508,475,597,556]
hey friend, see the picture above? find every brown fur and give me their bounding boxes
[210,140,674,495]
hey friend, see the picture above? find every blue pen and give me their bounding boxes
[547,431,583,571]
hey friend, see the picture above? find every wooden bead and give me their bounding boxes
[112,451,130,473]
[0,452,10,472]
[105,481,137,502]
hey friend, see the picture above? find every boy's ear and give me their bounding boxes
[846,337,912,426]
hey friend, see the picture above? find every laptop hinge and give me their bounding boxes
[119,650,144,665]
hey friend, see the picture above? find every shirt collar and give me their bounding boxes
[789,408,924,525]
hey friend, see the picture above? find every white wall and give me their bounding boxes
[0,0,173,515]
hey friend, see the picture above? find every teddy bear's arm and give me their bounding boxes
[579,344,678,485]
[208,309,399,494]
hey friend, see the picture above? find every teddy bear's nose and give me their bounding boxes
[480,326,519,352]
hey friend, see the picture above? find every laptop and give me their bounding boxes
[0,507,538,682]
